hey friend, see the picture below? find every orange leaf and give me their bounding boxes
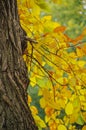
[64,33,84,45]
[71,28,86,44]
[54,26,66,33]
[81,44,86,54]
[64,34,73,42]
[72,34,84,44]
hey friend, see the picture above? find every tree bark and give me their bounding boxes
[0,0,38,130]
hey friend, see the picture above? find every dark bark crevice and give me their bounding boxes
[0,0,38,129]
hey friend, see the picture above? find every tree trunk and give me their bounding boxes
[0,0,38,130]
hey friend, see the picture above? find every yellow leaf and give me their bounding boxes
[30,77,36,87]
[45,115,50,123]
[69,78,76,87]
[42,88,51,101]
[38,89,43,96]
[82,112,86,122]
[34,115,46,128]
[61,87,72,98]
[73,97,80,113]
[49,119,57,130]
[76,48,84,57]
[77,61,85,68]
[65,102,73,115]
[26,0,35,9]
[43,15,52,21]
[58,125,67,130]
[32,4,41,16]
[30,106,38,115]
[70,112,78,123]
[81,44,86,54]
[23,54,27,61]
[27,95,32,104]
[82,125,86,130]
[40,98,46,108]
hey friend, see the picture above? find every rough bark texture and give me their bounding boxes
[0,0,38,130]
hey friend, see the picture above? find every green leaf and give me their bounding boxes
[76,113,84,125]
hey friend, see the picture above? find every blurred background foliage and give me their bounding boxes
[37,0,86,38]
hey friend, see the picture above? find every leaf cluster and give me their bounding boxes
[17,0,86,129]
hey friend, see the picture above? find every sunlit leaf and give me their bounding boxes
[30,106,38,115]
[34,115,46,128]
[65,102,73,115]
[40,98,46,108]
[58,124,67,130]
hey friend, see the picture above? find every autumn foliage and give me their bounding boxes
[17,0,86,130]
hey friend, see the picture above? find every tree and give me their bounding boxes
[0,0,38,129]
